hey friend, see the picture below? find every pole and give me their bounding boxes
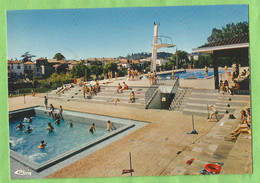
[192,115,194,130]
[24,93,26,104]
[207,104,209,119]
[129,152,132,177]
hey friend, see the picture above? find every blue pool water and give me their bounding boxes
[9,115,106,164]
[159,70,224,79]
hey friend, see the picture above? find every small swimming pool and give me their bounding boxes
[9,107,142,172]
[159,70,225,79]
[10,115,106,164]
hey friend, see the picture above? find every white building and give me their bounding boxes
[24,61,42,76]
[8,60,24,77]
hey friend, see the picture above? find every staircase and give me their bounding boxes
[48,85,149,108]
[181,89,250,117]
[169,87,192,111]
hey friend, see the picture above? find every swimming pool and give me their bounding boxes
[9,107,140,172]
[10,115,106,164]
[159,70,225,79]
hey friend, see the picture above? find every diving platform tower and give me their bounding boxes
[151,22,175,72]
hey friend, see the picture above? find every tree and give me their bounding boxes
[21,52,36,62]
[53,53,66,60]
[207,22,249,42]
[90,65,103,79]
[103,61,118,73]
[71,61,91,79]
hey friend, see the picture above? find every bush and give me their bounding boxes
[19,88,33,94]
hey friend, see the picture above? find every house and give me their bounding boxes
[67,60,79,70]
[7,60,24,77]
[47,59,68,74]
[131,60,143,67]
[24,61,42,76]
[119,59,131,68]
[35,57,53,77]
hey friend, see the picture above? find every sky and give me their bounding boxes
[6,5,248,60]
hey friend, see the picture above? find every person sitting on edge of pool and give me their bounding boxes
[47,123,54,132]
[23,126,33,133]
[68,122,73,128]
[38,140,47,149]
[89,123,96,133]
[48,104,55,117]
[16,121,25,130]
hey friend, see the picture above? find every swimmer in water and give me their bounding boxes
[24,117,32,123]
[68,122,73,128]
[46,123,54,132]
[54,113,60,124]
[16,122,25,130]
[23,126,33,133]
[89,123,96,133]
[107,120,113,132]
[38,140,47,149]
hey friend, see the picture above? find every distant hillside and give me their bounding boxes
[124,52,173,60]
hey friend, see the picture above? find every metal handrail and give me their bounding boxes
[145,88,159,108]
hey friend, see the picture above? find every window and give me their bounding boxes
[8,66,10,70]
[17,65,21,69]
[11,64,13,69]
[25,66,27,70]
[29,65,31,70]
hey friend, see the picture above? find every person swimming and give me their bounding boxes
[38,140,47,149]
[16,122,25,130]
[24,117,32,123]
[107,120,113,132]
[54,113,60,124]
[46,123,54,132]
[23,126,33,133]
[89,123,96,133]
[68,122,73,128]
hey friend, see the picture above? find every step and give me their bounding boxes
[183,108,225,117]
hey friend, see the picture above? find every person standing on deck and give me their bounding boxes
[205,65,209,77]
[44,96,48,109]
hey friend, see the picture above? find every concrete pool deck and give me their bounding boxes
[8,91,251,178]
[8,69,251,178]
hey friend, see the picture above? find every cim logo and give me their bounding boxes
[14,169,31,176]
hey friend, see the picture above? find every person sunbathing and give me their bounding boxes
[219,80,225,93]
[129,91,135,103]
[230,81,240,95]
[83,85,90,99]
[90,86,96,96]
[120,82,128,93]
[115,83,122,94]
[230,110,250,139]
[224,80,229,93]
